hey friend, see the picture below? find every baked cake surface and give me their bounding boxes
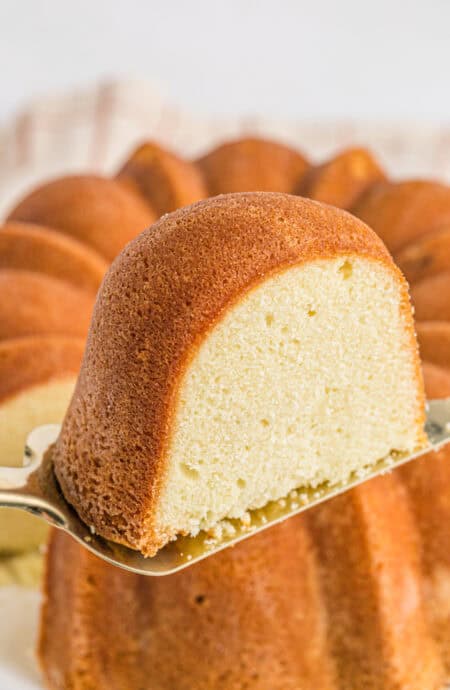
[1,136,449,689]
[8,175,156,260]
[52,192,425,555]
[39,468,444,690]
[0,269,93,340]
[0,222,108,293]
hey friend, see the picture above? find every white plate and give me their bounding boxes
[0,588,41,689]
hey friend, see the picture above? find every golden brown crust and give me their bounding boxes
[197,137,309,195]
[416,321,450,372]
[395,224,450,284]
[353,180,450,253]
[0,270,93,340]
[39,519,338,690]
[117,141,208,216]
[306,473,443,688]
[411,272,450,321]
[7,175,156,261]
[399,361,450,670]
[0,222,108,294]
[0,336,84,403]
[39,476,444,690]
[420,361,450,392]
[297,147,386,209]
[51,192,418,555]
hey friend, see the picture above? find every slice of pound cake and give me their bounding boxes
[51,192,426,555]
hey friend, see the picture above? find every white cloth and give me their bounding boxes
[1,79,450,217]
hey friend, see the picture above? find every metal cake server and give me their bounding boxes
[1,398,450,577]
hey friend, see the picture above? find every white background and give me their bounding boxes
[0,0,449,125]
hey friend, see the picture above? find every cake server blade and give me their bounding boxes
[1,398,450,576]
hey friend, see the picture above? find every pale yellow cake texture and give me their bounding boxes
[157,256,424,537]
[0,379,76,555]
[0,550,44,587]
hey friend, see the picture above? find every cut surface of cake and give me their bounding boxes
[52,192,426,556]
[0,336,84,554]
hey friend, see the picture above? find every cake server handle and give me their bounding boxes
[0,424,66,527]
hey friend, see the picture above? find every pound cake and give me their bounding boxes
[51,192,425,556]
[395,224,450,284]
[416,322,450,371]
[353,180,450,253]
[411,272,450,322]
[1,135,450,688]
[7,174,156,260]
[297,147,386,209]
[117,141,207,214]
[0,222,108,293]
[40,472,444,690]
[0,166,157,567]
[0,270,93,340]
[39,360,450,690]
[400,360,450,671]
[197,137,310,194]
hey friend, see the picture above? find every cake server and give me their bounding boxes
[1,398,450,576]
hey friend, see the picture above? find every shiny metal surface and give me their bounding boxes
[1,399,450,576]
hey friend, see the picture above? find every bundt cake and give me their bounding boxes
[39,364,450,690]
[411,272,450,322]
[395,224,450,284]
[304,471,444,689]
[117,141,207,215]
[197,137,309,194]
[1,135,450,689]
[400,362,450,671]
[0,270,93,340]
[51,192,425,557]
[416,322,450,371]
[7,175,155,260]
[40,518,338,690]
[0,336,84,554]
[0,222,108,294]
[39,473,445,690]
[352,180,450,253]
[420,361,450,391]
[297,147,386,209]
